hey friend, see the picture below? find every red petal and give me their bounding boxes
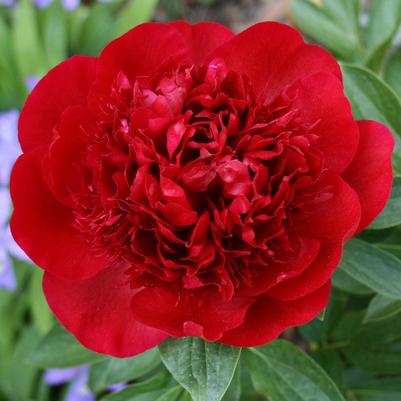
[343,120,394,233]
[208,22,340,101]
[43,264,168,357]
[296,176,361,241]
[267,241,342,300]
[285,72,359,173]
[219,281,331,347]
[131,287,254,341]
[19,56,96,153]
[171,21,234,65]
[10,148,110,280]
[92,23,191,100]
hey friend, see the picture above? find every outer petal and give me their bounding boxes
[219,281,331,347]
[343,120,394,233]
[171,21,234,65]
[296,176,361,241]
[43,264,168,357]
[267,241,342,300]
[285,72,359,173]
[130,287,254,341]
[19,56,96,153]
[10,148,110,280]
[208,22,341,101]
[92,23,191,100]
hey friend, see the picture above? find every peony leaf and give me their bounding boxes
[368,177,401,229]
[244,340,346,401]
[42,0,68,68]
[343,343,401,374]
[290,0,361,61]
[364,0,401,72]
[112,0,158,39]
[12,0,48,79]
[159,337,241,401]
[100,370,180,401]
[350,378,401,401]
[340,239,401,299]
[384,51,401,100]
[364,294,401,324]
[342,63,401,175]
[30,323,106,368]
[88,347,161,393]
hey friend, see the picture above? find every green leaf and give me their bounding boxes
[364,0,401,71]
[100,370,175,401]
[159,337,241,401]
[42,0,67,67]
[29,269,53,334]
[78,3,114,56]
[340,239,401,299]
[12,0,48,80]
[30,323,106,368]
[369,177,401,229]
[290,0,361,60]
[364,294,401,323]
[112,0,158,39]
[350,378,401,401]
[343,342,401,374]
[331,268,374,295]
[4,327,41,401]
[342,64,401,175]
[311,349,345,391]
[244,340,346,401]
[384,51,401,100]
[89,347,161,393]
[222,364,241,401]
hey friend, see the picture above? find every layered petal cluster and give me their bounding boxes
[11,21,394,356]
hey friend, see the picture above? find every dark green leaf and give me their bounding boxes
[332,267,374,295]
[364,294,401,323]
[351,378,401,401]
[159,337,241,401]
[244,340,346,401]
[89,347,160,393]
[384,51,401,99]
[343,342,401,374]
[342,64,401,174]
[222,364,241,401]
[311,349,345,391]
[100,370,175,401]
[30,323,106,368]
[368,177,401,229]
[339,239,401,299]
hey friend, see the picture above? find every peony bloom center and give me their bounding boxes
[48,59,330,301]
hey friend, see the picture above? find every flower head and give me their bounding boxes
[11,21,394,356]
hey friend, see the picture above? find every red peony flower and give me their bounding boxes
[11,21,394,357]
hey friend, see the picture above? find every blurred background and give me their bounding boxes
[1,1,401,401]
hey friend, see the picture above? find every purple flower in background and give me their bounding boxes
[0,0,16,6]
[32,0,80,11]
[0,110,20,186]
[62,0,80,11]
[45,365,127,400]
[0,189,31,291]
[25,75,40,92]
[45,366,95,401]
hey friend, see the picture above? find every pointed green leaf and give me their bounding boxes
[364,294,401,323]
[159,337,241,401]
[30,323,106,368]
[244,340,346,401]
[342,64,401,175]
[384,51,401,100]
